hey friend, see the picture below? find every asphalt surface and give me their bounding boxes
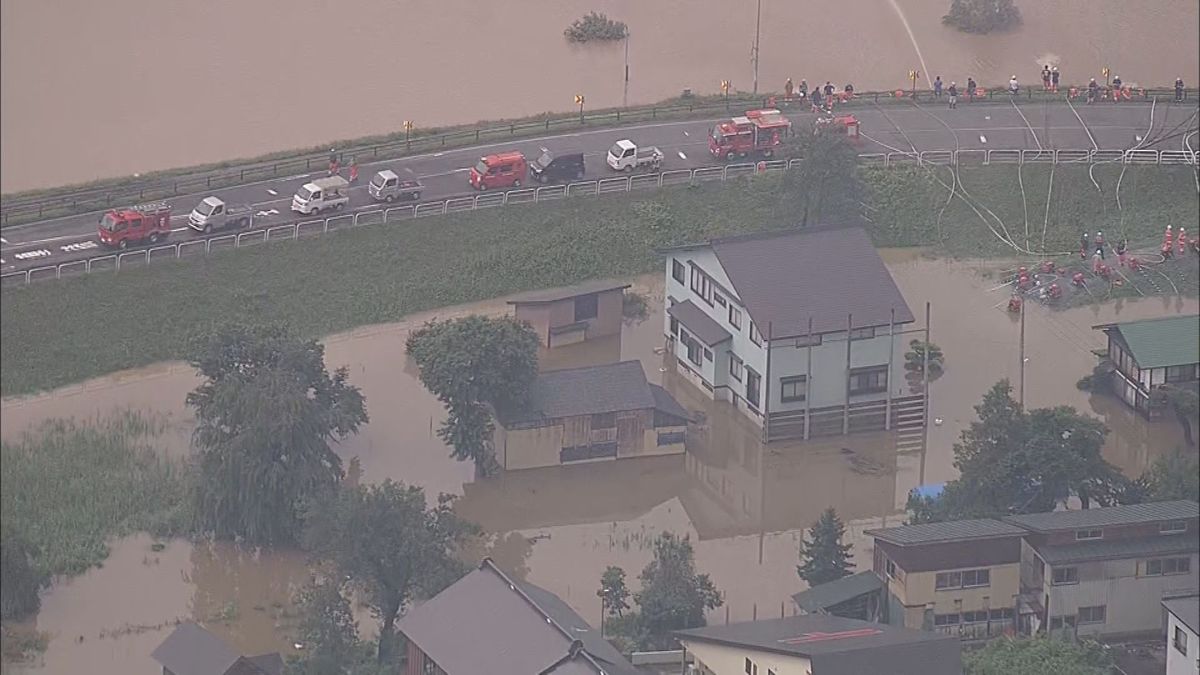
[2,98,1197,275]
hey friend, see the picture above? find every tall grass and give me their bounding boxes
[0,412,191,580]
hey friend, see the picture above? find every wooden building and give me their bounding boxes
[1094,315,1199,417]
[507,279,630,348]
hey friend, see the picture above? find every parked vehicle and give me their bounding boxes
[708,109,791,161]
[368,170,424,203]
[606,140,664,172]
[529,151,585,183]
[188,196,253,234]
[469,151,527,191]
[291,176,350,215]
[97,202,172,249]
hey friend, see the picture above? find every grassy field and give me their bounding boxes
[0,413,190,579]
[1,165,1196,396]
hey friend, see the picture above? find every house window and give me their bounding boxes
[703,347,713,362]
[690,266,713,305]
[1175,625,1188,655]
[849,327,876,340]
[672,259,686,283]
[657,430,686,446]
[934,568,987,590]
[591,412,616,429]
[1160,520,1188,534]
[1049,615,1076,630]
[933,613,960,626]
[1075,528,1103,541]
[574,293,599,321]
[848,365,888,395]
[728,305,743,330]
[935,571,960,589]
[714,293,727,307]
[780,375,808,403]
[744,658,752,675]
[750,323,763,346]
[1165,364,1197,382]
[962,610,989,624]
[1077,605,1106,625]
[1051,567,1079,585]
[962,569,990,588]
[989,608,1014,621]
[794,334,822,347]
[746,368,762,408]
[1144,557,1191,576]
[729,355,744,382]
[422,656,447,675]
[886,559,897,579]
[670,316,679,336]
[686,339,702,366]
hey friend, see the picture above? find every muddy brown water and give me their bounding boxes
[2,260,1194,673]
[2,0,1197,192]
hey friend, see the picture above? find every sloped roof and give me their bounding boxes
[792,571,884,614]
[397,559,637,675]
[689,227,914,337]
[865,519,1026,546]
[502,360,688,424]
[1163,595,1200,635]
[649,384,691,421]
[150,623,250,675]
[1033,533,1200,565]
[1096,315,1199,368]
[1003,500,1199,532]
[507,279,630,304]
[668,300,732,345]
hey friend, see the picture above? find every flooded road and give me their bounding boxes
[2,260,1194,672]
[3,0,1197,191]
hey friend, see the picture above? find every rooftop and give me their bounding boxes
[669,226,915,337]
[676,614,960,675]
[1095,315,1200,368]
[1003,500,1200,532]
[507,279,631,305]
[668,299,732,345]
[791,571,884,614]
[1035,532,1200,564]
[150,623,281,675]
[501,360,689,425]
[1163,595,1200,635]
[865,519,1027,546]
[397,559,636,675]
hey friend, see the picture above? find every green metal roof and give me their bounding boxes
[1103,315,1199,368]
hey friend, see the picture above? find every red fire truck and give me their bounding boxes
[708,109,792,161]
[97,202,173,249]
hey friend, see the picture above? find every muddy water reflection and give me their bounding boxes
[3,260,1195,669]
[3,0,1197,191]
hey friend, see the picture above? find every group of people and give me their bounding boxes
[327,149,360,183]
[930,76,978,109]
[782,78,854,112]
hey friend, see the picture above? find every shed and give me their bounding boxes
[508,279,631,348]
[151,623,282,675]
[1094,314,1200,415]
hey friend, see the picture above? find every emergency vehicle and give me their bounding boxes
[708,109,791,161]
[469,151,527,191]
[97,202,173,249]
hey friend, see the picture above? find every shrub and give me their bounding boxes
[564,12,628,43]
[943,0,1021,34]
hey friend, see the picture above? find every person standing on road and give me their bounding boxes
[1111,75,1123,102]
[947,82,958,109]
[1176,78,1186,102]
[967,77,977,102]
[1080,231,1092,259]
[1042,65,1051,90]
[1095,231,1106,259]
[785,78,794,100]
[349,160,359,184]
[1009,75,1020,96]
[933,76,943,98]
[1051,67,1060,92]
[1087,78,1100,104]
[1116,238,1128,267]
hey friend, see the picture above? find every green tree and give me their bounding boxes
[943,0,1021,34]
[1162,386,1199,446]
[1139,447,1200,502]
[630,532,722,650]
[778,130,863,228]
[598,566,631,620]
[406,316,539,475]
[964,636,1113,675]
[186,324,367,545]
[796,508,855,586]
[304,481,477,664]
[0,525,42,621]
[291,580,361,674]
[911,381,1132,522]
[904,340,945,380]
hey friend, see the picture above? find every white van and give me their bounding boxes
[291,176,351,215]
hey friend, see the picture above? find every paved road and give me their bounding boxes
[2,98,1197,275]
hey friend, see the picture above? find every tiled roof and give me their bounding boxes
[791,571,884,613]
[501,360,688,425]
[150,623,258,675]
[699,226,915,337]
[1097,315,1200,368]
[507,279,630,304]
[669,299,732,345]
[865,519,1027,546]
[1003,501,1199,532]
[1033,533,1200,565]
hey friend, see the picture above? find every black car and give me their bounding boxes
[529,151,585,183]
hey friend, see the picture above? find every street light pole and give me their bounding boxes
[752,0,762,94]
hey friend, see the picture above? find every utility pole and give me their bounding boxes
[623,32,630,107]
[752,0,762,94]
[1018,297,1026,408]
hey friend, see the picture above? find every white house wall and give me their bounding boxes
[1166,608,1199,675]
[1047,555,1200,637]
[767,330,912,412]
[682,639,812,675]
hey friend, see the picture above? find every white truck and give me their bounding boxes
[291,175,350,215]
[188,196,253,234]
[606,139,664,172]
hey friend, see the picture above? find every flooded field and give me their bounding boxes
[3,0,1198,191]
[1,258,1194,672]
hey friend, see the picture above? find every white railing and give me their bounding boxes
[3,148,1197,288]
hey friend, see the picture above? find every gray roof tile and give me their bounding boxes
[1004,501,1199,532]
[792,571,884,613]
[668,300,732,345]
[507,280,630,304]
[503,360,687,425]
[1033,533,1200,565]
[150,623,242,675]
[1163,595,1200,635]
[706,227,915,337]
[1097,315,1200,368]
[866,519,1027,546]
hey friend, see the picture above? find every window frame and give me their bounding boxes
[794,334,822,347]
[729,354,744,381]
[849,326,876,341]
[749,322,763,347]
[1074,528,1103,541]
[779,375,808,403]
[848,365,888,396]
[574,293,599,322]
[1160,520,1188,534]
[591,412,617,429]
[1077,605,1106,625]
[1051,566,1079,585]
[1174,625,1188,655]
[728,305,743,330]
[745,367,762,408]
[672,259,686,284]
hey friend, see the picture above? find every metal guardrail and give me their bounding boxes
[3,148,1197,288]
[3,86,1194,225]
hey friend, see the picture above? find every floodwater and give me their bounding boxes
[2,260,1195,672]
[2,0,1197,191]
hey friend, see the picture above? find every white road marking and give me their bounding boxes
[14,249,51,260]
[678,151,688,159]
[980,135,988,144]
[984,115,991,120]
[433,152,444,157]
[60,241,98,253]
[0,237,7,244]
[266,189,278,196]
[683,131,689,136]
[256,209,280,217]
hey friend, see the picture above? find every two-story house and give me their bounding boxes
[865,519,1029,640]
[1093,315,1199,417]
[1005,500,1200,639]
[661,226,925,441]
[1163,594,1199,675]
